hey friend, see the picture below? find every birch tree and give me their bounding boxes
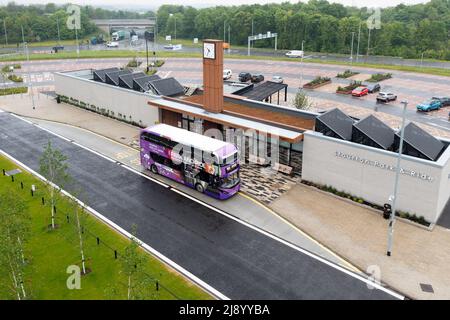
[39,140,70,230]
[0,191,31,300]
[69,196,89,275]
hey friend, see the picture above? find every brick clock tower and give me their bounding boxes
[202,39,224,113]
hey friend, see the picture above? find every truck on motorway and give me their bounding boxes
[112,30,130,41]
[286,50,304,58]
[140,124,240,200]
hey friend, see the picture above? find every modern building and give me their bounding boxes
[302,109,450,225]
[54,39,450,225]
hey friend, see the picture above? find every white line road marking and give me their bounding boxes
[163,71,172,79]
[4,112,405,300]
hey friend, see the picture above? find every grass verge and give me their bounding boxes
[0,155,212,300]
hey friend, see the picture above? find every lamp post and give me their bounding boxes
[350,31,355,68]
[356,22,361,63]
[169,13,176,41]
[386,100,408,257]
[300,40,305,88]
[21,26,35,110]
[1,19,7,46]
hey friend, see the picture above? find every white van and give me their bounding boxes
[285,50,304,58]
[223,69,232,80]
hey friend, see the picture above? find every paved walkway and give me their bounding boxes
[0,93,357,271]
[270,183,450,300]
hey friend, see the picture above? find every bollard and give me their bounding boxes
[11,175,14,182]
[31,189,34,197]
[97,237,100,245]
[66,215,69,223]
[53,205,56,214]
[20,182,23,189]
[114,250,118,259]
[2,169,5,175]
[42,197,45,205]
[156,281,159,291]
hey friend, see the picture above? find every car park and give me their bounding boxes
[251,74,264,83]
[285,50,304,58]
[376,92,397,103]
[432,96,450,107]
[351,86,369,97]
[416,99,442,112]
[238,72,252,82]
[223,69,232,80]
[272,75,284,83]
[106,41,119,48]
[366,83,381,93]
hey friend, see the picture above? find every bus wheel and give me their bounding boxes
[150,164,158,174]
[195,183,205,193]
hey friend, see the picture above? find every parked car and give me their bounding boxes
[251,74,264,83]
[272,75,284,83]
[416,99,442,112]
[432,96,450,107]
[352,86,369,97]
[238,72,252,82]
[285,50,304,58]
[106,41,119,48]
[366,83,381,93]
[376,92,397,103]
[223,69,232,80]
[163,43,174,49]
[52,45,64,53]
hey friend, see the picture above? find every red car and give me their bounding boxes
[352,86,369,97]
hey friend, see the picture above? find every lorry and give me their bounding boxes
[90,34,105,45]
[285,50,304,58]
[111,30,131,41]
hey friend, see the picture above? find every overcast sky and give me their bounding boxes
[4,0,429,9]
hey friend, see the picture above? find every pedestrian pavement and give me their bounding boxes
[0,94,358,272]
[270,183,450,300]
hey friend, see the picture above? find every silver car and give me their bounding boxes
[272,75,284,83]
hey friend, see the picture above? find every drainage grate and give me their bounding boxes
[420,283,434,293]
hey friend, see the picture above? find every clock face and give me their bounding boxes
[203,42,215,59]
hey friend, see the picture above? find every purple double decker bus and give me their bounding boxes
[140,124,240,200]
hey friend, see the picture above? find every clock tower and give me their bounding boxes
[202,39,223,113]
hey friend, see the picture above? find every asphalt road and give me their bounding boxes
[0,112,400,300]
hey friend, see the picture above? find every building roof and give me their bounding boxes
[133,74,162,92]
[148,98,305,143]
[105,70,132,86]
[118,72,146,89]
[93,67,119,82]
[316,108,354,140]
[237,81,288,101]
[398,122,445,161]
[144,123,233,154]
[148,77,185,97]
[183,95,315,132]
[353,114,395,150]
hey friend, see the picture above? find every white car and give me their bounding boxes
[106,41,119,48]
[223,69,232,80]
[285,50,304,58]
[272,75,284,83]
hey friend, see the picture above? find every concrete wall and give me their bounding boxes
[54,70,160,127]
[302,131,450,224]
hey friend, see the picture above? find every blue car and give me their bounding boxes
[416,99,442,112]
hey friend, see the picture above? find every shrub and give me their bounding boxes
[145,69,157,76]
[336,80,362,93]
[292,90,313,110]
[7,74,23,82]
[126,58,141,68]
[336,69,359,78]
[0,87,28,96]
[366,73,392,82]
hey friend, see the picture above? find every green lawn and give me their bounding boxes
[0,155,212,300]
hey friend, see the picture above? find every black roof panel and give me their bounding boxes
[105,70,132,86]
[118,72,146,89]
[93,67,119,82]
[316,108,354,140]
[397,122,444,161]
[353,114,395,150]
[239,81,288,101]
[133,75,162,92]
[148,77,185,97]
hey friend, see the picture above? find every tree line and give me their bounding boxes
[0,1,448,60]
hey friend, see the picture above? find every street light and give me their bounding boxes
[350,32,355,68]
[21,25,36,110]
[0,19,7,46]
[386,100,408,257]
[300,40,305,88]
[356,22,361,63]
[169,13,176,41]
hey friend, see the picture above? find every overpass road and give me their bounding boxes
[0,112,402,300]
